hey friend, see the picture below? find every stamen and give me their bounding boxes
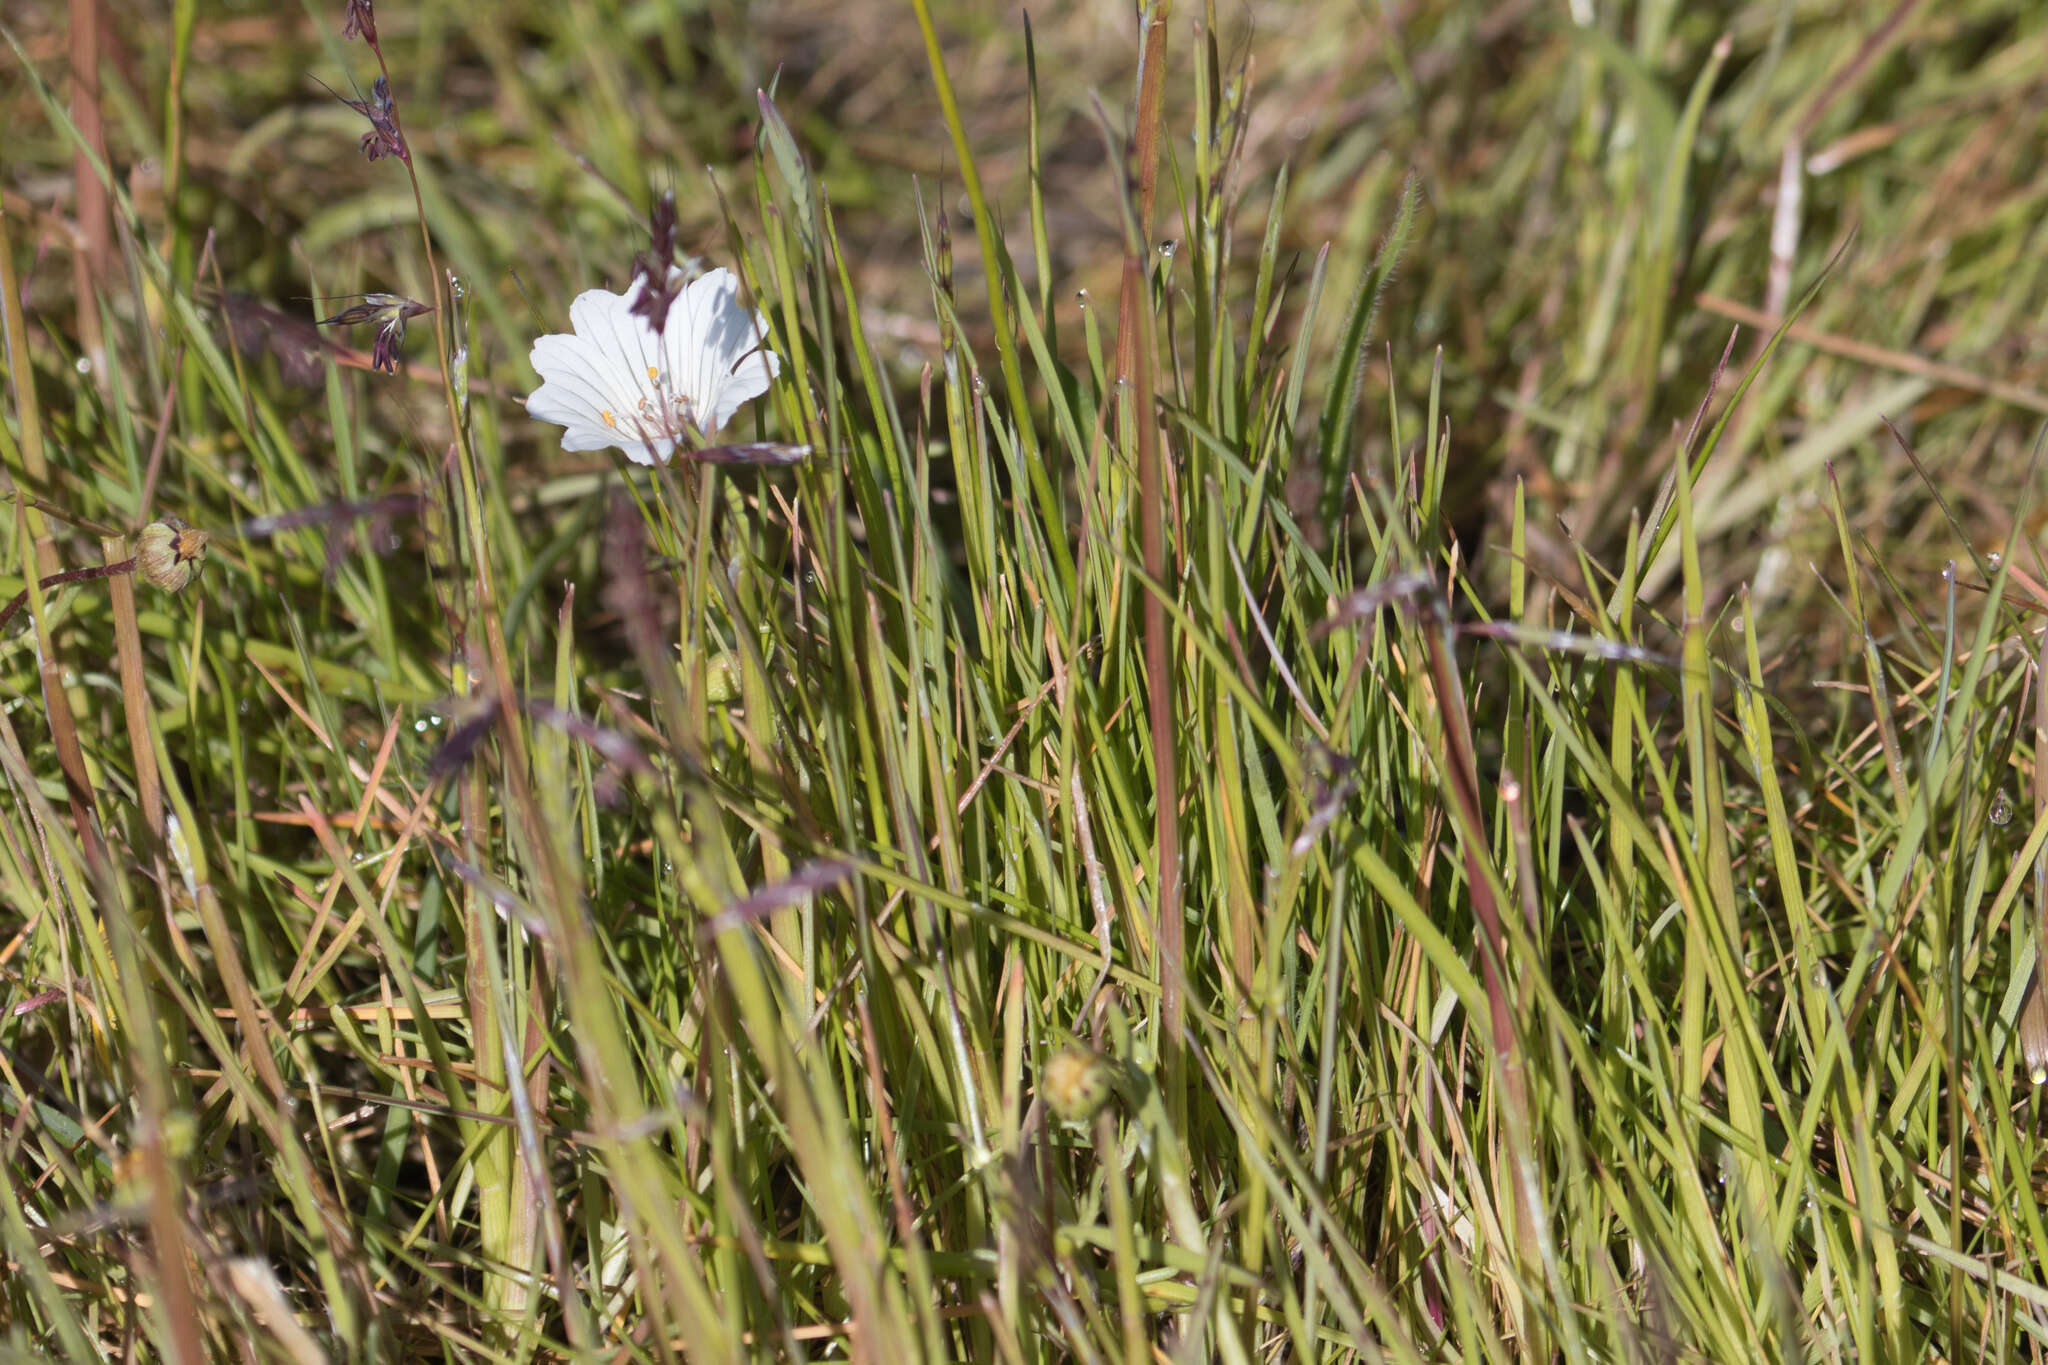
[600,409,617,428]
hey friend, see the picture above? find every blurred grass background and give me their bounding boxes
[6,0,2048,1360]
[9,0,2047,619]
[16,0,2048,609]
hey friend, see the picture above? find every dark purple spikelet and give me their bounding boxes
[345,76,408,163]
[628,189,682,334]
[315,293,430,375]
[342,0,376,43]
[369,317,406,374]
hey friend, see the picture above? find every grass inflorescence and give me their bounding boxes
[5,0,2048,1360]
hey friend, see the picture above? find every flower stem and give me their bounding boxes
[366,43,509,668]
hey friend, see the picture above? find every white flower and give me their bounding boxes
[525,268,781,465]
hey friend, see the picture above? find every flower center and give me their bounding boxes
[627,370,695,440]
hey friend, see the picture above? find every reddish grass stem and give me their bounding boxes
[0,557,137,631]
[1119,1,1180,1087]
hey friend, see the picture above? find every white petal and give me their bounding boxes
[662,269,738,351]
[705,334,781,432]
[618,435,676,466]
[567,285,632,346]
[530,337,623,418]
[569,286,663,409]
[526,381,593,430]
[529,334,641,455]
[663,271,779,434]
[558,423,628,453]
[528,286,676,455]
[661,270,727,410]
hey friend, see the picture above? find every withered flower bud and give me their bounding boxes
[136,517,209,593]
[1040,1045,1114,1123]
[342,0,376,43]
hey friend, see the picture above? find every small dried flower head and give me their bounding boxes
[1040,1045,1114,1123]
[137,517,209,593]
[526,268,781,465]
[629,191,682,335]
[341,0,376,43]
[316,294,431,375]
[343,76,407,164]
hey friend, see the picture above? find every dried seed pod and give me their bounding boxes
[136,517,209,593]
[2021,974,2048,1087]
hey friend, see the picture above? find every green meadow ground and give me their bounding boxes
[5,0,2048,1359]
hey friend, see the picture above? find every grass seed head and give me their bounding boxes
[341,0,376,44]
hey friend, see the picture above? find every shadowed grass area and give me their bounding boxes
[4,0,2048,1360]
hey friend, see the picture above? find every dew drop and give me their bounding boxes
[1988,551,2004,570]
[1991,789,2014,826]
[75,356,92,375]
